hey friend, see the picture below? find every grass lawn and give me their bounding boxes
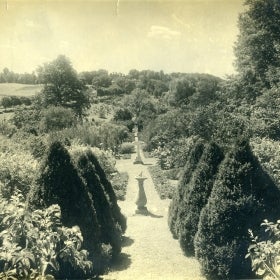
[0,83,42,98]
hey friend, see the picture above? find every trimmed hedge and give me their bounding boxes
[85,149,127,233]
[28,141,104,277]
[76,152,122,258]
[168,138,205,239]
[178,142,224,256]
[194,138,280,280]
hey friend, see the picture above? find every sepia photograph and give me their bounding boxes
[0,0,280,279]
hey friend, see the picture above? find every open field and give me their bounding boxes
[0,83,42,98]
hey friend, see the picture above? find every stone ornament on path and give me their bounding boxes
[133,125,144,165]
[135,172,148,215]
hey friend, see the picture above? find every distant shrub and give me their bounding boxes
[194,139,280,280]
[0,119,16,137]
[168,138,205,239]
[69,144,117,175]
[113,108,133,121]
[119,142,135,154]
[39,106,76,132]
[110,172,129,201]
[57,122,131,151]
[11,108,41,132]
[28,141,105,276]
[178,142,224,256]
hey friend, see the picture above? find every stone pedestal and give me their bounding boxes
[134,141,144,164]
[133,127,144,165]
[135,172,148,215]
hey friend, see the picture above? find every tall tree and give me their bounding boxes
[234,0,280,97]
[37,55,90,116]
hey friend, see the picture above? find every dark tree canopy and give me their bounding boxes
[37,55,90,116]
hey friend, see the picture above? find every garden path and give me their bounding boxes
[101,145,205,280]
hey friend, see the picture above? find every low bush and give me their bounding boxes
[164,168,182,180]
[119,142,135,154]
[0,193,93,279]
[246,220,280,280]
[148,165,176,199]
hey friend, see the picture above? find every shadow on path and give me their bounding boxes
[146,210,163,218]
[133,210,163,219]
[122,236,134,247]
[110,252,132,272]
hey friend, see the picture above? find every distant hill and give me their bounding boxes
[0,83,42,98]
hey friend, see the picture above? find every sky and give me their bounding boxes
[0,0,245,78]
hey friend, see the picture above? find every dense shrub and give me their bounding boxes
[178,142,224,256]
[69,144,117,179]
[113,108,133,121]
[56,122,132,151]
[152,137,198,170]
[251,137,280,186]
[0,119,16,136]
[119,142,135,154]
[0,148,38,199]
[11,108,41,132]
[194,139,280,280]
[168,138,205,239]
[76,152,122,258]
[28,141,105,276]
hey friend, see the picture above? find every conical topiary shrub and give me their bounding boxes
[76,152,122,258]
[27,141,104,276]
[194,138,280,280]
[85,149,127,233]
[168,138,205,239]
[178,142,224,256]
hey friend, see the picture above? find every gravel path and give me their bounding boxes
[101,148,205,280]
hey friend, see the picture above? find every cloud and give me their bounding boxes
[147,25,181,40]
